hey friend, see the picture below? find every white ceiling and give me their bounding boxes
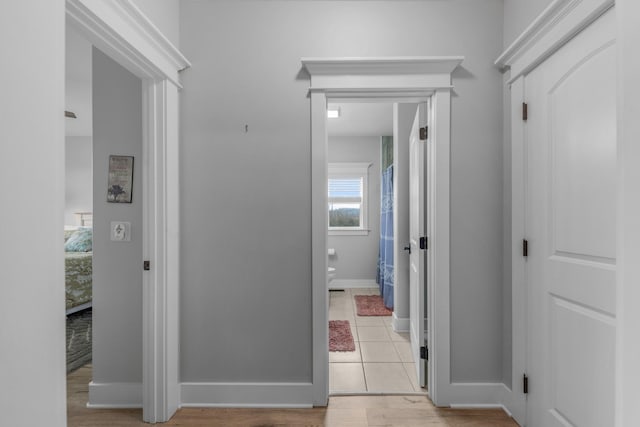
[327,102,394,137]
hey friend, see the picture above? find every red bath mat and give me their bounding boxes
[354,295,393,316]
[329,320,356,352]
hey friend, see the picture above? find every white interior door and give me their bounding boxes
[409,103,428,388]
[524,9,616,427]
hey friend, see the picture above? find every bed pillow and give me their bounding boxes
[64,227,92,252]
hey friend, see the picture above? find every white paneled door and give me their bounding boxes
[524,9,616,427]
[409,103,428,388]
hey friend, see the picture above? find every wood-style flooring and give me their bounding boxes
[68,365,519,426]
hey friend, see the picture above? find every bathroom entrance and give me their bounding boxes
[304,55,460,406]
[326,101,428,394]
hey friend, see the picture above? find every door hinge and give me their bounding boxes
[420,346,428,360]
[522,102,528,121]
[419,236,428,250]
[523,373,529,394]
[420,126,428,140]
[143,260,150,271]
[523,239,528,257]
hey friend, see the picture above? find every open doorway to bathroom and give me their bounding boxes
[327,101,427,395]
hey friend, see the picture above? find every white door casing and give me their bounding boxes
[409,103,428,388]
[303,57,461,406]
[524,9,616,427]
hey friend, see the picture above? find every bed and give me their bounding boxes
[65,226,93,314]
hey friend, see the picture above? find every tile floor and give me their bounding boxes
[329,287,427,394]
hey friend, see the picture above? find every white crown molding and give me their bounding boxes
[114,0,190,71]
[66,0,190,87]
[302,56,463,76]
[495,0,614,82]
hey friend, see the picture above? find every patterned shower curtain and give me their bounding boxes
[377,164,394,309]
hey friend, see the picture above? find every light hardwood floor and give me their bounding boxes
[68,365,519,426]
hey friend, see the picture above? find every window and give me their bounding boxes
[328,163,371,235]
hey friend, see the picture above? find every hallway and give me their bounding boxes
[67,365,518,426]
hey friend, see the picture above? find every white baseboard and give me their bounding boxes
[88,381,142,408]
[437,382,509,407]
[392,313,409,332]
[180,382,314,407]
[329,279,377,290]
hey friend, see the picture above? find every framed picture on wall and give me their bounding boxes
[107,155,134,203]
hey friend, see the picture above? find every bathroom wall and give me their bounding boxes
[328,135,381,286]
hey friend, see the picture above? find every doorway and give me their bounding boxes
[303,56,461,406]
[326,101,425,394]
[65,1,188,421]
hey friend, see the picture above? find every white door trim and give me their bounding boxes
[497,1,615,425]
[302,56,462,406]
[66,0,190,422]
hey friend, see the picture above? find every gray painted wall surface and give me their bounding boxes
[92,48,143,383]
[65,136,93,226]
[180,0,504,383]
[327,136,381,282]
[0,2,67,425]
[392,103,417,321]
[503,0,553,48]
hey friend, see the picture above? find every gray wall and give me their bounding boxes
[92,48,143,384]
[180,0,505,383]
[392,103,418,321]
[0,2,67,425]
[503,0,553,48]
[65,136,93,225]
[327,136,381,282]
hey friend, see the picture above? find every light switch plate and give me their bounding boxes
[110,221,131,242]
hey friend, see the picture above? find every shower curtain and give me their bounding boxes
[377,164,394,308]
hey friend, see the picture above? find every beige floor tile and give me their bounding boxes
[403,362,427,392]
[330,363,366,393]
[329,309,355,321]
[354,316,387,326]
[360,341,401,362]
[330,342,362,363]
[356,325,391,342]
[387,327,411,342]
[393,341,414,363]
[363,363,414,392]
